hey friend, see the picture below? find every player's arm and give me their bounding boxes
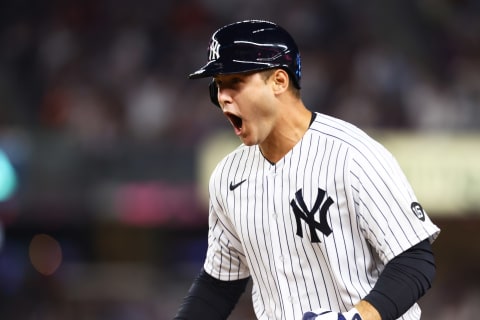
[173,268,250,320]
[360,238,436,319]
[304,238,436,320]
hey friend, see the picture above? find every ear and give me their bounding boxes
[271,69,289,94]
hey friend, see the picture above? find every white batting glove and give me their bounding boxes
[302,308,362,320]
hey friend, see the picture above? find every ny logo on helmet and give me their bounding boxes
[209,38,220,61]
[290,188,333,243]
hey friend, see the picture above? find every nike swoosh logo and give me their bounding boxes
[229,179,246,191]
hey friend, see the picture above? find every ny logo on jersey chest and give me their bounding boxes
[290,188,333,243]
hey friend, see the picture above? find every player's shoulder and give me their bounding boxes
[310,112,391,158]
[312,113,373,142]
[211,143,256,177]
[311,112,368,139]
[219,143,249,163]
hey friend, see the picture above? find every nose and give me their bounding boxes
[217,86,233,109]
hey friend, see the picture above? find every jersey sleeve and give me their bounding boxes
[203,163,250,281]
[350,142,440,264]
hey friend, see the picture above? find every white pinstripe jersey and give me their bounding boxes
[203,112,440,320]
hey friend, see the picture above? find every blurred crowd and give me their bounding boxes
[1,0,479,215]
[0,0,477,218]
[0,0,479,319]
[0,0,479,175]
[1,0,479,140]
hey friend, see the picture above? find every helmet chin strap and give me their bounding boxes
[209,80,221,108]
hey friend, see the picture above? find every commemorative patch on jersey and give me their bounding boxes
[411,202,425,221]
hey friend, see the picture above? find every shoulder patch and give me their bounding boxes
[411,202,425,221]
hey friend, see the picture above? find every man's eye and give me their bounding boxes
[228,78,242,87]
[215,76,244,90]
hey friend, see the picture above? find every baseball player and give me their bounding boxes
[174,20,440,320]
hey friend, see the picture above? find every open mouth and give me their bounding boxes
[225,112,243,131]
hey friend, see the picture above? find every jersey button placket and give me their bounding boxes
[266,165,284,318]
[268,165,293,318]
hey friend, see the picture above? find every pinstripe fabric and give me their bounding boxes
[203,112,440,320]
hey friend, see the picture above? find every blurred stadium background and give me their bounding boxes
[0,0,479,319]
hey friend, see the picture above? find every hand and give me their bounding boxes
[302,308,362,320]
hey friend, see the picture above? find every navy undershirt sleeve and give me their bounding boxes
[363,239,436,320]
[173,268,250,320]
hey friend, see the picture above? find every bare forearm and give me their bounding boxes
[355,300,381,320]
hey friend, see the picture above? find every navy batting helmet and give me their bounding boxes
[189,20,302,89]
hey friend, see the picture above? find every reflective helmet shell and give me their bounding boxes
[189,20,301,89]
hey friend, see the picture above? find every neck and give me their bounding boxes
[259,107,312,164]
